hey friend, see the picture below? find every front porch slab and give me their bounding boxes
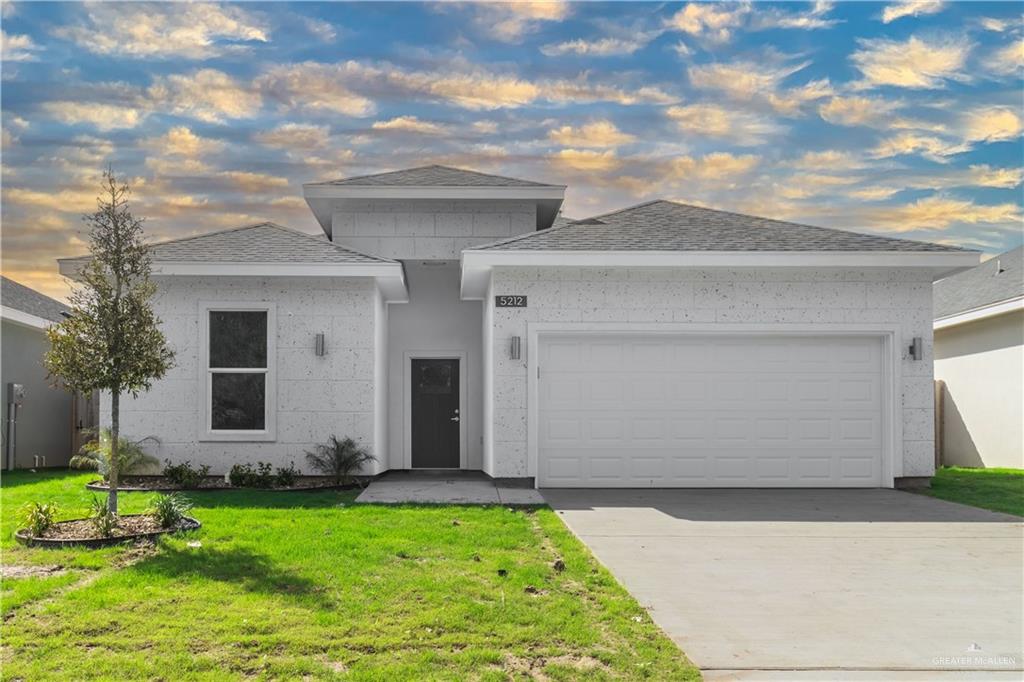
[356,471,544,505]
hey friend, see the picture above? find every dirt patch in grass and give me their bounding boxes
[1,564,68,579]
[112,540,160,568]
[504,653,610,680]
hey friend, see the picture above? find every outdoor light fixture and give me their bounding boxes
[315,333,326,357]
[510,336,521,360]
[909,336,923,361]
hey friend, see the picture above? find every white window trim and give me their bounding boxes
[198,301,277,442]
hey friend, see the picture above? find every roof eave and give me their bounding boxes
[57,259,409,302]
[459,249,982,300]
[302,184,566,237]
[934,295,1024,330]
[0,305,58,330]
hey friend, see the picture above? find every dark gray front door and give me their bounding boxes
[411,358,460,468]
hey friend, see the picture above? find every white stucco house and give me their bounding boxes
[58,165,979,488]
[934,246,1023,469]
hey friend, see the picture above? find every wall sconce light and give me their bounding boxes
[908,336,922,361]
[315,333,326,357]
[509,336,521,360]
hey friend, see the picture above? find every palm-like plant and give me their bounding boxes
[70,428,159,481]
[305,436,375,486]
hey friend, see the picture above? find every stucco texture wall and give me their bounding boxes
[387,261,483,470]
[1,320,73,467]
[485,266,936,480]
[935,310,1024,469]
[101,276,380,474]
[332,199,536,260]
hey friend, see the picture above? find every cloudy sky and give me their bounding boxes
[2,1,1022,300]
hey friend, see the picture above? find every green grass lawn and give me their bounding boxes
[1,470,698,680]
[922,467,1024,517]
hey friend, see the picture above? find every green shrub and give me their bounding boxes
[70,428,159,481]
[89,494,118,537]
[275,462,300,488]
[20,501,57,537]
[228,462,275,488]
[148,493,192,528]
[305,436,375,486]
[162,460,211,488]
[227,463,250,487]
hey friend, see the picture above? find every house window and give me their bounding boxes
[202,304,276,440]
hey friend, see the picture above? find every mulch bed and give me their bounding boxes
[15,514,201,548]
[86,476,362,493]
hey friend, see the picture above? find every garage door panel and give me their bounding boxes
[538,334,885,487]
[540,411,882,450]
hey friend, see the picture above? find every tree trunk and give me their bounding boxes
[109,391,120,514]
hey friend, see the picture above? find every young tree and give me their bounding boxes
[45,170,174,514]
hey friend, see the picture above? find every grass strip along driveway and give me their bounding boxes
[1,470,697,680]
[921,466,1024,517]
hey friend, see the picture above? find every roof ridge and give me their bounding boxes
[471,197,975,254]
[579,199,669,222]
[311,163,564,188]
[60,221,400,265]
[1,275,68,305]
[465,211,591,251]
[1,275,70,319]
[263,222,398,263]
[422,163,562,186]
[142,221,280,250]
[608,199,976,253]
[315,164,442,185]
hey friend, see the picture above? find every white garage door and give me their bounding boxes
[538,334,885,487]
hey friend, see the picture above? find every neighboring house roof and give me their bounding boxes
[1,276,69,324]
[309,164,561,188]
[474,199,972,253]
[934,245,1023,320]
[61,222,396,266]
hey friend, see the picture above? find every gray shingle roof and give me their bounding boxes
[475,200,973,253]
[311,164,561,188]
[1,276,69,322]
[62,223,395,265]
[934,246,1023,319]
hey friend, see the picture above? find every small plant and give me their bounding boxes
[228,462,275,488]
[20,502,57,537]
[90,494,118,537]
[275,462,300,488]
[254,462,273,487]
[71,428,159,482]
[228,463,252,487]
[162,460,211,488]
[305,436,376,486]
[148,493,192,529]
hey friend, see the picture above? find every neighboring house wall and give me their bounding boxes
[386,261,484,470]
[331,200,537,260]
[935,309,1024,469]
[100,276,382,474]
[1,320,73,467]
[484,266,936,479]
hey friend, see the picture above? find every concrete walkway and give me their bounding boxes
[356,471,544,505]
[542,489,1023,681]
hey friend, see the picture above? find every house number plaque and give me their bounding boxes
[495,295,527,307]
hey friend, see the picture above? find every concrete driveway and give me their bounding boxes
[542,489,1023,680]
